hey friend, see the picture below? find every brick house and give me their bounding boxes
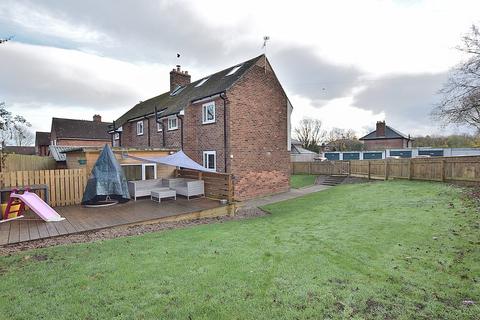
[35,131,50,156]
[50,115,112,147]
[359,121,413,150]
[111,55,293,200]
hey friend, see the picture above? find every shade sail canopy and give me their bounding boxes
[82,145,130,205]
[127,150,212,172]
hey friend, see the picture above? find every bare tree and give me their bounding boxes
[0,36,13,45]
[326,128,363,151]
[0,102,33,171]
[12,118,34,146]
[294,118,326,153]
[433,25,480,131]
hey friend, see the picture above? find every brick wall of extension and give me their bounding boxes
[55,139,111,147]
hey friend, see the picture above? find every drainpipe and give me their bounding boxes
[220,92,228,173]
[145,116,151,147]
[179,115,184,150]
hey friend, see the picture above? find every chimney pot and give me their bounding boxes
[93,114,102,122]
[170,65,191,92]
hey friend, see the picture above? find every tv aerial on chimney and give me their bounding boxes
[262,36,270,73]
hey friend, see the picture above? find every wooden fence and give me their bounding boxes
[292,156,480,184]
[175,169,233,202]
[1,154,56,172]
[0,169,87,207]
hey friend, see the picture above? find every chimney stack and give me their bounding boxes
[170,65,191,92]
[93,114,102,122]
[376,120,386,137]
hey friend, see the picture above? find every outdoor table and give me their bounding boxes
[0,184,49,204]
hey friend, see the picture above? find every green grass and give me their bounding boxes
[290,174,317,188]
[0,181,479,319]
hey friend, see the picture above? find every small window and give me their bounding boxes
[156,122,162,132]
[114,133,120,140]
[202,101,216,124]
[170,85,185,96]
[203,151,216,171]
[168,116,178,130]
[195,77,209,87]
[136,120,144,135]
[226,65,242,76]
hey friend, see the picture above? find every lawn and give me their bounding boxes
[290,174,317,188]
[0,181,479,319]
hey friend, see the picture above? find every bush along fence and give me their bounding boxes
[291,156,480,184]
[0,169,88,207]
[175,169,233,203]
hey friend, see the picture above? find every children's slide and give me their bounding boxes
[11,191,65,222]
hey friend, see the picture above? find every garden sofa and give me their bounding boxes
[128,179,167,201]
[164,178,205,200]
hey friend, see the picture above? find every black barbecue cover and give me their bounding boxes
[81,145,130,204]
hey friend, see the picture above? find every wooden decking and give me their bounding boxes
[0,197,226,246]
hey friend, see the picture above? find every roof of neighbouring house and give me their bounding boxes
[359,125,412,141]
[35,131,50,146]
[49,145,84,161]
[3,146,36,155]
[51,118,111,140]
[114,55,265,128]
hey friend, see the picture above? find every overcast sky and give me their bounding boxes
[1,0,479,139]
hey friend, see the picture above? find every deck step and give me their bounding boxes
[318,175,346,186]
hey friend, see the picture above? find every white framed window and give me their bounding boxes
[168,116,178,130]
[202,101,216,124]
[114,133,120,140]
[121,163,157,181]
[136,120,144,135]
[156,121,162,132]
[203,151,216,171]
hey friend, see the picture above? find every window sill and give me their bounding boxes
[167,128,178,131]
[202,120,216,125]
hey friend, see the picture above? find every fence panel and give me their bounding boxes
[292,156,480,184]
[0,168,87,207]
[2,154,56,172]
[175,169,233,202]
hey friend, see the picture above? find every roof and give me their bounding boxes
[52,118,111,140]
[35,131,50,146]
[291,144,317,154]
[114,55,265,128]
[359,125,412,141]
[49,145,82,161]
[3,146,36,155]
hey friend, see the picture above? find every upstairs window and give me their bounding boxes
[168,116,178,130]
[203,151,216,171]
[157,121,162,132]
[195,77,209,87]
[114,133,120,140]
[136,120,144,135]
[226,65,242,76]
[202,101,216,124]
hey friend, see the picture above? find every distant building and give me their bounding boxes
[291,139,317,162]
[35,131,50,156]
[50,115,112,147]
[2,146,36,155]
[359,121,413,150]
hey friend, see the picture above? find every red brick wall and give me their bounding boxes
[119,117,181,149]
[183,97,226,173]
[363,138,407,150]
[227,58,290,200]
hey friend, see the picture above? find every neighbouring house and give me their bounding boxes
[2,146,36,155]
[35,131,51,156]
[359,121,413,150]
[110,55,292,200]
[291,139,317,162]
[50,115,112,147]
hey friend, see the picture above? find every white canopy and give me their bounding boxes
[127,150,212,172]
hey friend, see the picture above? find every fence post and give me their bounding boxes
[308,162,312,175]
[367,161,371,180]
[441,158,446,182]
[198,171,203,180]
[384,159,389,181]
[408,159,413,180]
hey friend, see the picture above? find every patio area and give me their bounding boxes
[0,197,228,246]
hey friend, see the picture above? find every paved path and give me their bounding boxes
[241,184,330,209]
